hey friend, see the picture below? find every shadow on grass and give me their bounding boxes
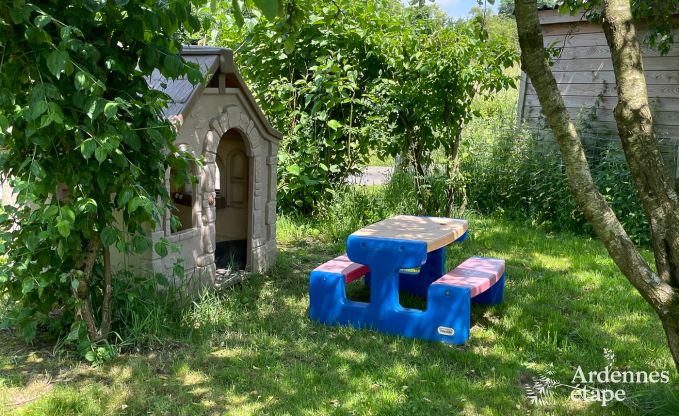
[1,217,675,415]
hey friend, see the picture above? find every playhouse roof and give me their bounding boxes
[147,46,281,139]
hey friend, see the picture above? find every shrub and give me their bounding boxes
[107,270,188,348]
[319,186,390,242]
[461,127,650,245]
[210,1,516,214]
[318,170,469,242]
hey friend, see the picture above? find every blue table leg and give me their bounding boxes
[347,236,428,316]
[311,236,428,329]
[311,232,477,344]
[398,247,445,298]
[395,229,468,298]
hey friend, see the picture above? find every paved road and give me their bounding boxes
[348,166,393,186]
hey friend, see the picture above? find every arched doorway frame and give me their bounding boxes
[202,105,261,271]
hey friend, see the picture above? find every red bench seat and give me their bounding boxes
[432,256,505,298]
[313,254,370,284]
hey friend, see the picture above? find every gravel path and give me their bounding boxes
[348,166,393,186]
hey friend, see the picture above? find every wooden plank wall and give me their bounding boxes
[518,10,679,179]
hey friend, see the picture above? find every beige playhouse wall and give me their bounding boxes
[0,181,15,207]
[144,88,279,286]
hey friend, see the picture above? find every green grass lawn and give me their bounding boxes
[0,215,676,415]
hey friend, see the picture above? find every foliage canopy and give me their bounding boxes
[208,0,517,213]
[0,0,202,347]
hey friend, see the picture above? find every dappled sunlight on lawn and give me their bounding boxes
[529,252,573,272]
[0,216,675,415]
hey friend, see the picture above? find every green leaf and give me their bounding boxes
[101,226,117,246]
[30,160,43,178]
[79,198,97,214]
[186,15,201,33]
[155,273,169,286]
[103,102,118,119]
[71,278,79,290]
[142,45,160,69]
[327,119,342,130]
[34,15,53,28]
[61,206,75,222]
[84,0,106,12]
[122,132,141,151]
[131,235,150,254]
[286,164,301,175]
[163,55,183,78]
[173,261,185,278]
[94,146,107,163]
[80,138,96,159]
[29,101,49,121]
[141,198,154,215]
[117,188,134,207]
[10,5,33,24]
[84,97,104,120]
[154,239,169,257]
[128,196,145,213]
[232,0,244,26]
[84,350,96,362]
[47,102,63,124]
[253,0,279,21]
[284,37,295,55]
[56,221,71,238]
[60,26,71,40]
[74,71,90,91]
[22,279,35,294]
[56,240,65,258]
[66,326,80,341]
[43,205,59,218]
[46,50,69,78]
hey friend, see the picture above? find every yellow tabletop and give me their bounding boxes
[351,215,469,252]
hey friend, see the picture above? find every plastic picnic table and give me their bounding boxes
[310,215,472,342]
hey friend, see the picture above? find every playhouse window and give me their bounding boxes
[169,167,195,233]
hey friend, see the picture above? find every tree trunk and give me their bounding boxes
[601,0,679,289]
[100,246,112,339]
[515,0,679,371]
[445,126,465,217]
[73,234,112,342]
[663,320,679,371]
[601,0,679,370]
[75,236,102,341]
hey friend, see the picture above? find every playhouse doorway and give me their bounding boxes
[214,129,250,271]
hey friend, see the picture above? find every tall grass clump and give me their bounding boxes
[461,126,650,245]
[107,270,190,348]
[318,172,470,242]
[319,186,392,242]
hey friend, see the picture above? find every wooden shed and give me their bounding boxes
[516,7,679,180]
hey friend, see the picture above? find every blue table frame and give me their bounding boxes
[309,221,471,343]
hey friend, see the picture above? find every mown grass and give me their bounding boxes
[0,214,676,415]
